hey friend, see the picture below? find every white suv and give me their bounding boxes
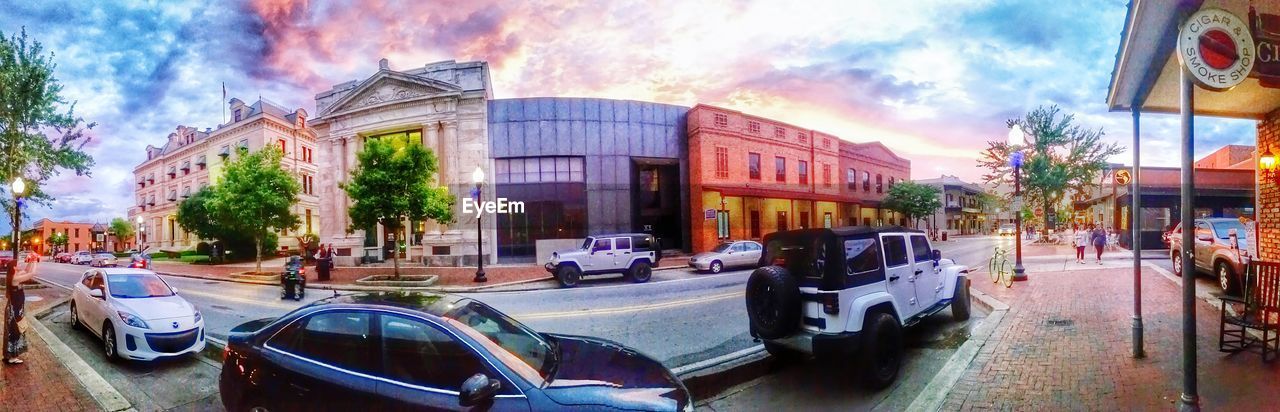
[745,227,970,389]
[545,233,662,287]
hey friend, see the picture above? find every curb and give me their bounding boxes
[150,269,555,293]
[26,296,137,412]
[907,282,1010,412]
[678,345,772,402]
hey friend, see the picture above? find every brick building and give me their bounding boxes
[27,219,97,254]
[687,104,909,252]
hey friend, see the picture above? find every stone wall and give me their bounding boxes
[1258,110,1280,261]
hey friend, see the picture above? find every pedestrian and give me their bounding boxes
[314,243,331,281]
[4,252,39,365]
[1075,226,1089,264]
[1091,225,1107,264]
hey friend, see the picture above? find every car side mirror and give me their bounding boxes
[459,373,501,407]
[932,250,942,262]
[88,288,104,299]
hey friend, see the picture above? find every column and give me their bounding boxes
[425,123,443,235]
[442,120,461,235]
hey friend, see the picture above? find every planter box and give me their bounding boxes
[355,274,439,288]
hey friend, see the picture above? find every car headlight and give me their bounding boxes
[193,310,202,323]
[117,311,149,329]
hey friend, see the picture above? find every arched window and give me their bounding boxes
[862,171,871,191]
[876,174,883,193]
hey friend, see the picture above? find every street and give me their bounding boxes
[25,236,1001,411]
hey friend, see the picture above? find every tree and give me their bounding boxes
[978,105,1123,236]
[208,148,299,273]
[0,28,95,248]
[47,231,66,253]
[109,217,134,248]
[343,135,454,278]
[882,181,942,229]
[177,187,268,261]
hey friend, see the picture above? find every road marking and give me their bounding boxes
[517,290,742,320]
[30,313,136,412]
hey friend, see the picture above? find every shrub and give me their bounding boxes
[113,252,132,258]
[195,242,212,256]
[180,255,211,264]
[179,250,202,257]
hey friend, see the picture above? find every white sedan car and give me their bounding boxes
[70,251,93,265]
[90,253,118,267]
[70,268,205,361]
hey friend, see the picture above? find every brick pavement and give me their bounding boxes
[942,265,1280,410]
[0,287,98,412]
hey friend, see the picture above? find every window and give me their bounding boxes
[615,237,631,251]
[862,171,871,191]
[775,157,786,182]
[238,139,248,149]
[714,113,728,127]
[823,164,831,187]
[379,314,488,391]
[75,228,80,237]
[910,235,932,262]
[495,157,584,184]
[947,194,954,205]
[847,169,856,190]
[592,238,613,252]
[748,121,761,134]
[798,132,808,144]
[882,235,909,267]
[844,238,880,274]
[269,311,376,374]
[876,174,883,193]
[233,109,242,122]
[798,161,808,185]
[301,147,313,163]
[305,209,313,233]
[823,139,831,149]
[748,153,761,180]
[277,139,287,154]
[774,127,785,139]
[714,147,729,179]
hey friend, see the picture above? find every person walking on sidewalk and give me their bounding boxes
[1075,226,1089,264]
[4,252,39,365]
[1090,225,1107,264]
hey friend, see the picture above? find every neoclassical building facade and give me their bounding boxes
[312,59,495,266]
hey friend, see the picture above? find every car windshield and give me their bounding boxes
[107,273,174,298]
[711,243,733,253]
[1210,220,1248,240]
[580,237,593,250]
[445,300,557,382]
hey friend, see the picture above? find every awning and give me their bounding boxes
[1108,0,1280,119]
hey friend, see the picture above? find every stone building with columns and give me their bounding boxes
[311,59,495,267]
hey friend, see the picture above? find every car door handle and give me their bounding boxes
[914,269,923,275]
[889,275,900,281]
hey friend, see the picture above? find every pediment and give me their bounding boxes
[853,142,906,163]
[318,71,463,117]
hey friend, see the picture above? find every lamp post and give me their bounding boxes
[472,166,487,283]
[1008,126,1027,281]
[135,215,144,251]
[5,177,26,356]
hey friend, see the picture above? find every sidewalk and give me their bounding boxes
[0,287,99,411]
[939,261,1280,409]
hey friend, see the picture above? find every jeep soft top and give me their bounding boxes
[760,226,922,291]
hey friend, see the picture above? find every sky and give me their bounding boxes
[0,0,1260,233]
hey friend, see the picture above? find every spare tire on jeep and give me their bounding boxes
[746,265,802,339]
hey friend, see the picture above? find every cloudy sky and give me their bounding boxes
[0,0,1258,232]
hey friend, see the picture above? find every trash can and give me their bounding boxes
[941,231,948,241]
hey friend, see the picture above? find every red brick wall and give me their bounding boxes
[1259,111,1280,261]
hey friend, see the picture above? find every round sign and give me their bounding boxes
[1177,8,1255,91]
[1115,169,1132,185]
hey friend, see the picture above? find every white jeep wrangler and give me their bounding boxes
[545,233,662,288]
[745,226,971,389]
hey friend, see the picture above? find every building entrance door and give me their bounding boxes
[633,160,682,250]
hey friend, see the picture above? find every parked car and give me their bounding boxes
[54,252,72,263]
[69,268,205,361]
[545,233,662,287]
[71,251,93,265]
[744,226,970,389]
[998,223,1016,236]
[689,240,763,274]
[1168,218,1251,294]
[220,292,692,412]
[90,253,119,267]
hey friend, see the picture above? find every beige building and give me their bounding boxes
[312,59,495,266]
[130,98,320,252]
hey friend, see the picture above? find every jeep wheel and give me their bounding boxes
[557,265,582,288]
[1217,261,1238,295]
[745,266,801,339]
[709,260,723,274]
[627,261,653,283]
[859,312,902,390]
[952,277,971,321]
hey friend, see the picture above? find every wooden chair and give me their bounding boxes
[1220,260,1280,362]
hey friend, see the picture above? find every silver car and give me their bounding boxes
[90,253,118,267]
[689,240,763,273]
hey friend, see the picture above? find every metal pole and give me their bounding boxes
[1132,106,1145,359]
[473,183,487,283]
[1013,163,1026,280]
[1178,66,1199,412]
[4,193,18,360]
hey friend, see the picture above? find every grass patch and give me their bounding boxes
[180,255,211,264]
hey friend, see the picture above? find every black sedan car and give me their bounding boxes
[219,292,692,412]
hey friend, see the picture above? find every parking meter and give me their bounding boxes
[1229,228,1239,250]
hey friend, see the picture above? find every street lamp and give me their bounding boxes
[472,166,487,283]
[1008,126,1027,281]
[135,215,144,251]
[5,177,26,352]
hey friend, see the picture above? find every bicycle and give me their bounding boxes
[988,246,1014,288]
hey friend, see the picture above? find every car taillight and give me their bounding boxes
[820,293,839,315]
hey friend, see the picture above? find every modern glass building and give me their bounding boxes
[488,98,690,260]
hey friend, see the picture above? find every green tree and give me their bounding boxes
[177,187,270,261]
[343,136,454,277]
[977,105,1123,236]
[109,217,134,248]
[0,28,95,249]
[208,148,300,272]
[47,231,67,253]
[882,181,942,229]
